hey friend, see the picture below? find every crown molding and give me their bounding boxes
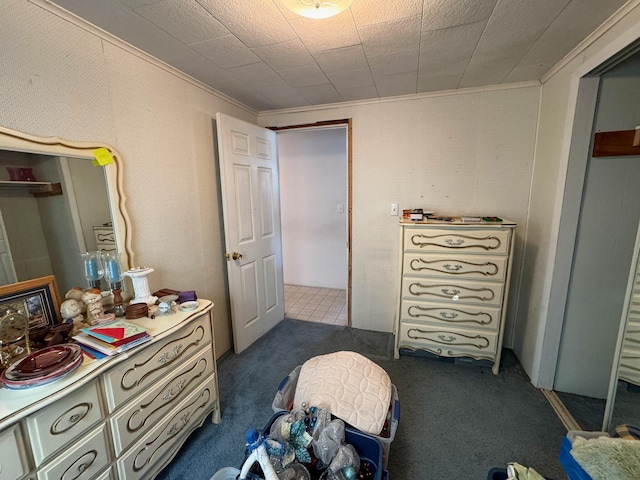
[258,81,541,117]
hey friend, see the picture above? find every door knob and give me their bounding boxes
[225,252,243,261]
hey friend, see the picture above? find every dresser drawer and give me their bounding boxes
[36,424,110,480]
[400,300,501,332]
[102,315,212,411]
[403,253,508,281]
[117,384,216,479]
[0,423,30,480]
[26,380,103,465]
[110,346,216,455]
[401,277,504,307]
[404,227,510,255]
[398,322,498,358]
[93,227,114,245]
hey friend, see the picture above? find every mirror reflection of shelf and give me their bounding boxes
[0,180,62,196]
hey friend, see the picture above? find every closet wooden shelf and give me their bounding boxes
[592,130,640,157]
[0,180,62,196]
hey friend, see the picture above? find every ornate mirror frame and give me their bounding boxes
[0,126,134,270]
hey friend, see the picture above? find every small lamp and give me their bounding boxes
[279,0,354,19]
[81,251,104,289]
[103,251,126,317]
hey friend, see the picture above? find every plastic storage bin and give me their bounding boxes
[558,430,608,480]
[272,365,400,470]
[260,411,385,480]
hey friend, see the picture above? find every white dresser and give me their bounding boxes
[0,300,219,480]
[395,221,516,374]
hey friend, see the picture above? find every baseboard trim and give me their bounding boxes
[541,389,581,431]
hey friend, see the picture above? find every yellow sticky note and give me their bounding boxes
[93,148,115,166]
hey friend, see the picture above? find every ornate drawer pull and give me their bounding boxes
[51,403,91,435]
[411,233,502,250]
[410,258,500,276]
[409,282,495,302]
[158,344,183,364]
[408,328,490,349]
[62,450,96,480]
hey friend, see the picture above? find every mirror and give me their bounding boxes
[0,127,133,295]
[604,222,640,431]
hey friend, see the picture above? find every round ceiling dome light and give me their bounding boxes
[280,0,355,19]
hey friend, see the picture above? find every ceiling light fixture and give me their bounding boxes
[280,0,355,19]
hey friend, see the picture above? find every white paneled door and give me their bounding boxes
[216,113,285,353]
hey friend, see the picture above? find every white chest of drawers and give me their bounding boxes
[394,221,516,374]
[0,300,219,480]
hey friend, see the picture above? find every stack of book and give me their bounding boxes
[73,320,151,359]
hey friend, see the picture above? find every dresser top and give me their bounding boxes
[0,300,213,429]
[399,218,516,227]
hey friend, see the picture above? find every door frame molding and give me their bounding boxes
[268,119,353,326]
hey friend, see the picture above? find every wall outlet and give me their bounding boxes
[390,203,399,216]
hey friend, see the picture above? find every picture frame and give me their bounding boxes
[0,275,62,330]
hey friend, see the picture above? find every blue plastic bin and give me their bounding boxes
[261,411,386,480]
[558,430,608,480]
[272,365,400,470]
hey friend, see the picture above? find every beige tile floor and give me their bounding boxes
[284,284,348,326]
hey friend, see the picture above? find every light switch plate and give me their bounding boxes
[390,203,398,216]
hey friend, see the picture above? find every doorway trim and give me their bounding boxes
[268,119,353,326]
[536,25,640,389]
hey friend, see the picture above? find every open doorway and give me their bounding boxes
[275,124,350,326]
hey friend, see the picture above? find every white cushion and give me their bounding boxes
[293,351,392,435]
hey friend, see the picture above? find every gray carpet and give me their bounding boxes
[157,319,568,480]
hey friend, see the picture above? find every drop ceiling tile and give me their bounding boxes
[227,62,282,86]
[252,39,316,71]
[134,0,229,45]
[118,0,161,8]
[295,84,343,105]
[374,71,418,97]
[359,16,421,56]
[278,65,331,88]
[469,0,569,65]
[213,79,274,110]
[422,0,496,31]
[338,85,380,102]
[194,0,236,17]
[288,13,360,53]
[213,0,297,48]
[327,68,375,90]
[368,50,418,76]
[171,52,234,88]
[459,59,515,87]
[192,35,261,68]
[252,78,303,98]
[418,22,485,70]
[417,73,464,93]
[351,0,422,27]
[312,45,369,74]
[504,0,627,83]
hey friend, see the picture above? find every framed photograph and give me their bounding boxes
[0,275,62,330]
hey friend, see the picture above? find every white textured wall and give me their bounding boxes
[260,85,540,337]
[513,2,640,386]
[1,0,257,357]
